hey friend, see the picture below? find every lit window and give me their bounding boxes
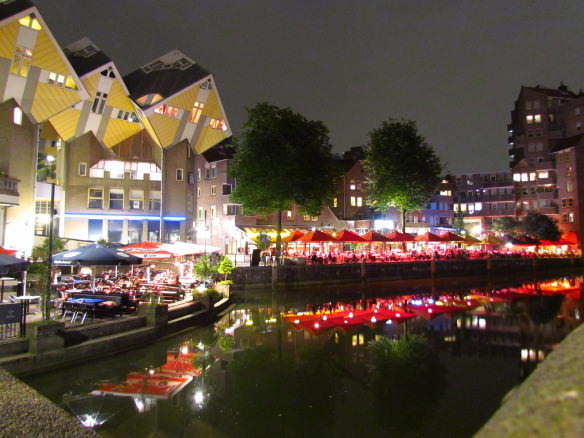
[526,115,534,124]
[129,190,144,209]
[332,197,338,207]
[88,188,103,209]
[223,204,241,216]
[209,118,227,131]
[460,204,467,212]
[350,196,356,207]
[10,46,32,78]
[210,185,217,196]
[109,188,124,209]
[356,197,363,207]
[474,202,482,211]
[19,14,42,30]
[567,167,573,177]
[439,190,451,196]
[567,182,574,193]
[569,212,575,223]
[176,168,184,181]
[91,91,108,114]
[521,173,528,182]
[349,184,356,190]
[537,171,548,179]
[149,191,161,210]
[12,107,22,125]
[513,173,521,182]
[78,162,87,176]
[534,114,542,123]
[189,101,205,123]
[529,172,536,181]
[154,104,180,118]
[135,93,163,106]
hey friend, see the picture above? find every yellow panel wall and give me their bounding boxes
[137,110,162,147]
[195,126,228,154]
[81,72,99,100]
[107,80,134,111]
[204,88,225,120]
[32,29,70,75]
[31,83,80,122]
[149,113,180,147]
[48,108,80,140]
[0,21,18,60]
[102,119,142,148]
[167,85,201,111]
[40,120,59,140]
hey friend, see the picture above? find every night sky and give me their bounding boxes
[34,0,584,173]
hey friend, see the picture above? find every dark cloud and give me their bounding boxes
[34,0,584,173]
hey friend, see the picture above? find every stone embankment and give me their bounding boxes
[0,367,97,438]
[232,257,582,288]
[474,322,584,437]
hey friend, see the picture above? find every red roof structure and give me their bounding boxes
[386,231,415,242]
[334,230,366,242]
[297,230,335,242]
[414,232,443,242]
[438,231,466,242]
[360,231,389,242]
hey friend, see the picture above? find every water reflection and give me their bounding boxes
[24,275,584,438]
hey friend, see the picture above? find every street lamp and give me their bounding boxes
[44,155,56,320]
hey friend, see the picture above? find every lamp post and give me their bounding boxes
[44,155,56,320]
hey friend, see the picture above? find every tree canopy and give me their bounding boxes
[492,216,521,236]
[364,119,442,232]
[229,102,339,258]
[522,211,561,241]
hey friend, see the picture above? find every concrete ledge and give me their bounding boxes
[0,338,28,358]
[474,322,584,437]
[0,367,97,438]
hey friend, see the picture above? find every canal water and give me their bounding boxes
[25,272,584,438]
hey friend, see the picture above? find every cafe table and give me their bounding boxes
[12,295,41,314]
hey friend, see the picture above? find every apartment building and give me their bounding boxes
[452,171,514,234]
[0,0,231,253]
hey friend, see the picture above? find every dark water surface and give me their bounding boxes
[25,272,584,438]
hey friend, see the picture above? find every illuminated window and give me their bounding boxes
[350,196,356,206]
[521,173,528,182]
[19,14,42,30]
[460,204,467,212]
[349,183,356,190]
[109,188,124,209]
[537,171,548,179]
[176,168,184,181]
[534,114,542,123]
[356,197,363,207]
[10,46,32,78]
[129,190,144,210]
[210,185,217,196]
[525,115,534,124]
[474,202,482,211]
[91,91,108,114]
[529,172,536,181]
[12,107,22,125]
[78,162,87,176]
[154,104,180,118]
[286,210,294,220]
[303,215,319,222]
[567,182,574,193]
[567,167,573,177]
[332,197,338,207]
[513,173,521,182]
[190,101,205,123]
[135,93,163,106]
[439,190,451,196]
[88,188,103,209]
[149,191,161,210]
[569,212,575,223]
[209,118,227,131]
[223,204,241,216]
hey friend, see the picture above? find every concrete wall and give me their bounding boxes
[232,257,582,288]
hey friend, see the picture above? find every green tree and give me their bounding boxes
[453,210,467,235]
[492,216,521,236]
[193,255,217,283]
[229,102,339,263]
[522,211,561,241]
[32,237,67,261]
[217,255,234,281]
[364,119,442,232]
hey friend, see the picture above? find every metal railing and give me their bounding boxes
[0,302,25,339]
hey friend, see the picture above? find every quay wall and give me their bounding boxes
[232,257,583,288]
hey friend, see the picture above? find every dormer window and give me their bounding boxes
[19,14,42,30]
[189,101,205,123]
[209,118,227,131]
[154,104,180,119]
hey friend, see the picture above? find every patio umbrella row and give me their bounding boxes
[286,229,478,243]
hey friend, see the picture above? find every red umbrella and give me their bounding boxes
[282,230,305,242]
[360,231,389,242]
[414,232,443,242]
[121,241,162,250]
[386,231,415,242]
[438,231,466,242]
[297,230,334,242]
[0,248,17,256]
[334,230,366,242]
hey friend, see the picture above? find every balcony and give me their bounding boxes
[0,176,19,206]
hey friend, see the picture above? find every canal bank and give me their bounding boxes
[0,298,231,377]
[232,256,583,289]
